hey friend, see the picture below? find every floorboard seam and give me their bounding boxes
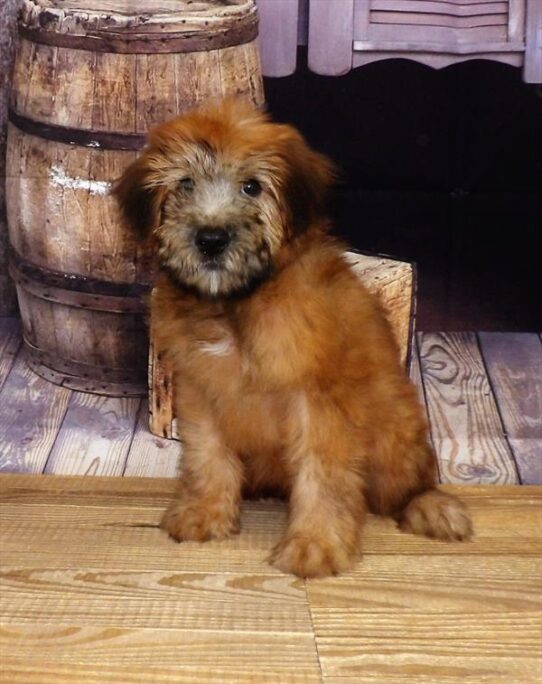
[42,389,75,475]
[121,398,144,477]
[475,332,522,485]
[0,332,23,394]
[415,332,441,482]
[304,580,326,684]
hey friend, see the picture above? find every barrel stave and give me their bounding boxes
[134,53,181,132]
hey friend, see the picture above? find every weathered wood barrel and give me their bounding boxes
[6,0,263,396]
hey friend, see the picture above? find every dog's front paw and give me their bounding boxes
[269,533,356,578]
[161,500,240,543]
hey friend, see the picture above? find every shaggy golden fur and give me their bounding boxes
[114,99,472,577]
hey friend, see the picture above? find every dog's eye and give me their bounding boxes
[241,179,262,198]
[179,178,194,192]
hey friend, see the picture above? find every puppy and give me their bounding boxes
[114,99,472,578]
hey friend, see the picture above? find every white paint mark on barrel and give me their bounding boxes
[49,165,111,196]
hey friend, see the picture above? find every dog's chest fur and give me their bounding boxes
[158,245,346,390]
[153,243,391,461]
[185,296,306,393]
[176,305,298,461]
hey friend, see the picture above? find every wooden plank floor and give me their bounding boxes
[0,475,540,683]
[0,318,540,483]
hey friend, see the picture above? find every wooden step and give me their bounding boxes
[1,475,540,683]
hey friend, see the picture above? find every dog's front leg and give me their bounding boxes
[161,409,243,543]
[270,393,365,578]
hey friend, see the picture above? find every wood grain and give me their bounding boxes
[44,393,141,476]
[86,149,138,284]
[525,0,542,83]
[314,628,540,683]
[0,473,320,683]
[479,332,542,484]
[308,555,542,613]
[309,0,355,75]
[0,661,321,684]
[6,125,149,394]
[0,627,321,681]
[409,336,430,422]
[50,46,96,129]
[45,136,94,277]
[124,399,181,478]
[0,353,71,473]
[148,329,176,440]
[0,0,20,315]
[91,52,137,134]
[0,568,311,631]
[17,41,58,123]
[220,42,264,105]
[135,53,179,134]
[349,0,529,74]
[6,123,50,265]
[309,555,542,682]
[0,316,21,391]
[344,252,413,366]
[0,475,540,683]
[3,488,540,563]
[1,481,540,576]
[408,335,423,398]
[418,332,518,484]
[20,0,259,32]
[409,335,437,478]
[257,0,300,77]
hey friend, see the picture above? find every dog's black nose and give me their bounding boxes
[195,228,230,257]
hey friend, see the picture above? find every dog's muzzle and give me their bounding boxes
[195,228,230,258]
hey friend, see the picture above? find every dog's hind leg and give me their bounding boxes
[397,487,473,541]
[366,436,473,542]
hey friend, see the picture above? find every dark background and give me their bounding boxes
[264,51,542,331]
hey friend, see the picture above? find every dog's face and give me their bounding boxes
[114,99,334,298]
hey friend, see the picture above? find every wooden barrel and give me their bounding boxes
[6,0,264,396]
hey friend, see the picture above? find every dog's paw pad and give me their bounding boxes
[269,534,355,578]
[161,502,240,543]
[399,490,473,542]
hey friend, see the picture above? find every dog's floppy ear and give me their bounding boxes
[113,152,166,236]
[279,127,336,235]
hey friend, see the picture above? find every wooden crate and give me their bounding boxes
[149,252,415,439]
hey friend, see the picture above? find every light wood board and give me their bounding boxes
[0,317,21,391]
[44,392,141,477]
[0,475,540,683]
[124,399,181,478]
[418,332,519,485]
[478,332,542,484]
[0,349,71,473]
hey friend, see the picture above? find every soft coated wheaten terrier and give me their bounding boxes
[114,99,472,578]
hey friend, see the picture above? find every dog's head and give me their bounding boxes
[114,99,334,298]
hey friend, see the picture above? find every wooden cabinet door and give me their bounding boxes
[352,0,525,70]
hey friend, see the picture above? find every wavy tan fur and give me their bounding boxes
[114,99,473,578]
